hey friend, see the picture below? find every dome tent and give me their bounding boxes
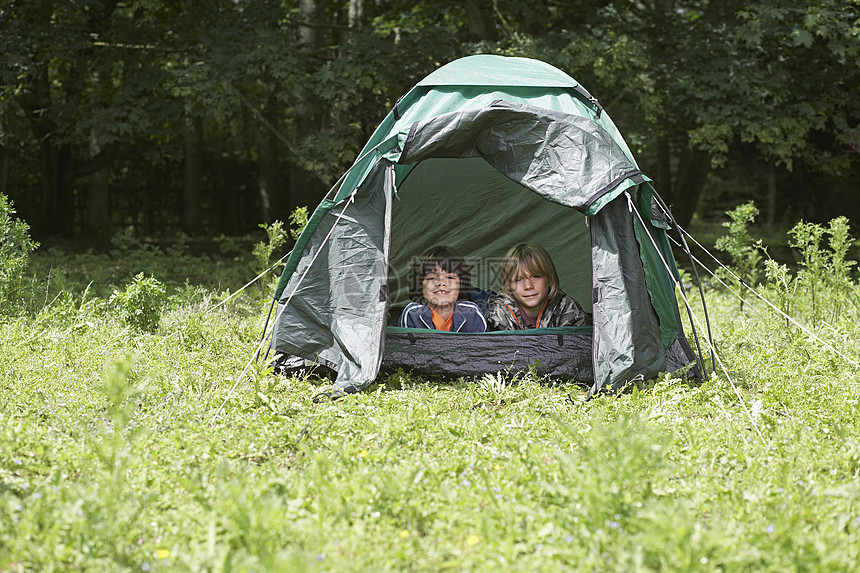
[269,54,700,395]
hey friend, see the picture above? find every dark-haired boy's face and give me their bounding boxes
[422,264,460,312]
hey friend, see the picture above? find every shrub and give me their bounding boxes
[109,273,167,332]
[714,201,762,310]
[0,194,38,313]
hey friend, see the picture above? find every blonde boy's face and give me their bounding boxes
[510,268,549,314]
[422,264,460,311]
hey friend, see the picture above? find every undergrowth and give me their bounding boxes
[1,207,859,571]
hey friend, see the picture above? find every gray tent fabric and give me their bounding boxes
[271,163,394,393]
[397,101,645,212]
[590,197,665,393]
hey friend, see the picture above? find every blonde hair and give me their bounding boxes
[499,243,560,301]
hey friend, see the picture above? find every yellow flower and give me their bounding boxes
[360,449,369,458]
[155,549,170,559]
[400,530,409,538]
[466,534,479,546]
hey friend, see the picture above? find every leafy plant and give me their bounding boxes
[825,216,856,323]
[763,255,796,329]
[252,207,307,294]
[0,194,38,313]
[252,220,288,289]
[289,206,309,241]
[789,220,828,327]
[714,201,762,310]
[109,273,167,332]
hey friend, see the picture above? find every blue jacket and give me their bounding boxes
[398,301,487,333]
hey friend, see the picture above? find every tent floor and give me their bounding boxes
[381,329,594,383]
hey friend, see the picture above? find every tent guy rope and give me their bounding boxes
[210,193,357,424]
[668,209,859,368]
[625,191,766,443]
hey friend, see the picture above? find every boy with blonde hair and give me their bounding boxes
[486,243,588,330]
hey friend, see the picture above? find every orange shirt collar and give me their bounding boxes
[430,306,454,331]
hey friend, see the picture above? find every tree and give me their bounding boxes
[496,0,859,227]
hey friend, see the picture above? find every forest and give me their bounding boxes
[1,0,859,241]
[4,3,860,570]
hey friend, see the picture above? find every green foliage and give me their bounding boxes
[785,217,858,327]
[251,208,308,293]
[825,216,856,322]
[109,273,167,332]
[252,220,288,281]
[4,0,860,239]
[789,220,829,327]
[2,225,860,571]
[289,206,309,242]
[0,194,38,313]
[714,201,762,308]
[763,256,795,329]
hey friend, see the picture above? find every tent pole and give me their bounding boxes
[211,194,357,424]
[255,296,276,363]
[651,191,716,374]
[626,192,709,381]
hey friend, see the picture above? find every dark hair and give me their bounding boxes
[408,245,473,302]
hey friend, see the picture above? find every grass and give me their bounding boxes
[2,240,860,572]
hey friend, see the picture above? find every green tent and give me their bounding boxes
[270,54,699,395]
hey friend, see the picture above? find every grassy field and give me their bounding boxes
[2,227,860,572]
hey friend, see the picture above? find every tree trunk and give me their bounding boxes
[88,127,112,236]
[766,164,777,226]
[258,91,280,223]
[0,120,7,196]
[671,146,710,229]
[655,128,672,205]
[348,0,363,28]
[183,110,204,234]
[41,139,75,237]
[464,0,497,41]
[291,0,328,212]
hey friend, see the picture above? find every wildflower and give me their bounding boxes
[765,524,774,533]
[400,530,409,538]
[467,534,479,546]
[155,549,170,559]
[360,449,368,458]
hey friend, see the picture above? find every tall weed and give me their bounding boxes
[788,220,828,326]
[0,194,38,313]
[825,216,856,322]
[714,201,762,309]
[785,217,857,328]
[109,273,168,332]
